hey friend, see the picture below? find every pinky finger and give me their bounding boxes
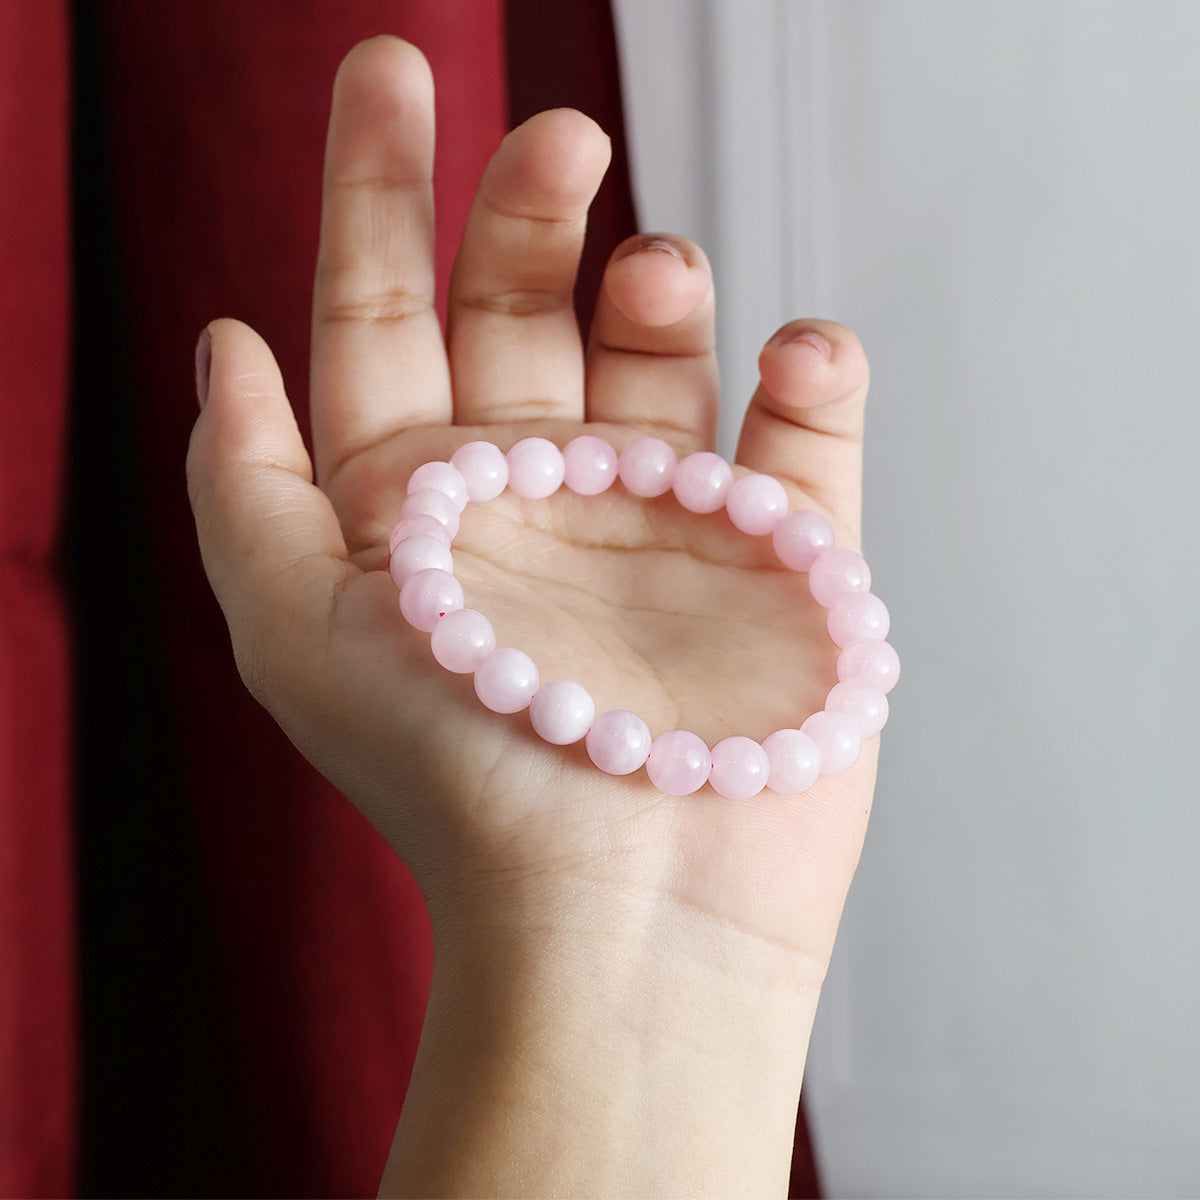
[734,319,870,543]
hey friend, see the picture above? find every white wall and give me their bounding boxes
[614,2,1200,1194]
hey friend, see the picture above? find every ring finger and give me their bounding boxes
[447,107,611,426]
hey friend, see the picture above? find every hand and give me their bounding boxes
[187,36,879,1195]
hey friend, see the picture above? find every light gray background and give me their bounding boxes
[614,2,1200,1194]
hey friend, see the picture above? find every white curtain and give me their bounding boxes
[614,2,1200,1194]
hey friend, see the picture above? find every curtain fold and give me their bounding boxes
[504,0,638,335]
[69,4,506,1194]
[0,2,76,1196]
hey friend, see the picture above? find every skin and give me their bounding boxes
[187,35,879,1199]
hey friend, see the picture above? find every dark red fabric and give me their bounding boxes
[71,4,505,1195]
[0,2,76,1196]
[504,0,638,337]
[789,1087,821,1198]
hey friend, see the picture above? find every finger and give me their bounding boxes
[188,319,352,703]
[734,320,870,542]
[585,234,718,448]
[447,108,611,425]
[311,37,450,484]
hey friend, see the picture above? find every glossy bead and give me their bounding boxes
[725,473,789,535]
[761,729,822,794]
[388,535,453,588]
[827,592,890,647]
[772,510,834,571]
[809,548,872,608]
[398,568,463,633]
[562,435,618,495]
[800,711,862,774]
[646,730,711,795]
[507,437,565,499]
[450,440,509,502]
[673,451,733,513]
[399,488,461,538]
[825,680,889,738]
[389,514,452,553]
[837,639,901,695]
[406,461,469,512]
[617,437,677,497]
[430,608,495,673]
[585,709,652,775]
[709,736,770,800]
[529,679,595,745]
[474,648,540,714]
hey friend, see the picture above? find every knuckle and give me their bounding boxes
[316,268,434,325]
[455,287,565,319]
[479,182,582,227]
[328,171,428,199]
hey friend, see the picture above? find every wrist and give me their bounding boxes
[383,868,824,1197]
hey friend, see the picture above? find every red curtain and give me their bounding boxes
[69,5,507,1195]
[0,3,75,1195]
[2,1,820,1194]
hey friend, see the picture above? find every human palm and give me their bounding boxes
[189,37,879,981]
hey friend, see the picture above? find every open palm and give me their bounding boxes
[188,37,882,981]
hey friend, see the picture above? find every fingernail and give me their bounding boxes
[637,236,685,261]
[195,327,212,409]
[791,330,832,359]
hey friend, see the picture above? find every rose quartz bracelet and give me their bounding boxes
[388,436,899,799]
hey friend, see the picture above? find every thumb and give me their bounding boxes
[186,318,351,703]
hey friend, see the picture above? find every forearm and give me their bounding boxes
[380,876,824,1198]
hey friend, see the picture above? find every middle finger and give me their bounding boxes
[311,38,450,484]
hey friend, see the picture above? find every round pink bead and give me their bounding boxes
[399,488,461,538]
[646,730,711,796]
[450,440,509,502]
[474,647,540,714]
[507,437,565,499]
[825,680,889,738]
[406,461,469,512]
[562,435,618,495]
[761,729,822,794]
[800,711,862,775]
[827,592,890,647]
[709,736,770,800]
[388,534,453,588]
[725,473,789,535]
[389,514,452,553]
[673,451,733,514]
[809,548,872,608]
[837,639,901,694]
[618,437,678,497]
[529,679,595,745]
[772,510,835,571]
[585,709,652,776]
[430,608,495,674]
[398,567,464,633]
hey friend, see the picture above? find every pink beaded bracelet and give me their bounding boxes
[388,436,899,799]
